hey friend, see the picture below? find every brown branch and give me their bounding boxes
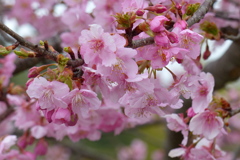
[230,108,240,117]
[131,37,154,49]
[187,0,215,27]
[0,89,14,123]
[13,57,44,75]
[215,12,240,22]
[204,40,240,90]
[131,0,215,49]
[0,22,84,68]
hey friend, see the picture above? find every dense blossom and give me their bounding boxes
[0,0,237,159]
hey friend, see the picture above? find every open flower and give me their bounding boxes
[63,88,101,118]
[26,77,69,111]
[189,110,224,140]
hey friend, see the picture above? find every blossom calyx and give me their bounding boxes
[185,3,200,17]
[114,12,136,30]
[57,54,70,72]
[14,48,36,58]
[200,21,220,40]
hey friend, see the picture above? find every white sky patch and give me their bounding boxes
[3,18,36,38]
[202,40,232,66]
[157,61,185,88]
[86,1,95,13]
[53,3,67,17]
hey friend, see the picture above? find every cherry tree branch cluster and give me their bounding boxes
[0,0,240,159]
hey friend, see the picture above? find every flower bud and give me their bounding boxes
[136,9,145,16]
[14,48,36,58]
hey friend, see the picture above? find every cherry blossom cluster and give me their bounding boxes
[0,0,238,159]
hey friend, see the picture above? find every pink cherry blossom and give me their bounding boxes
[79,24,117,66]
[32,15,66,40]
[165,114,187,132]
[121,0,148,13]
[189,110,224,140]
[178,29,204,59]
[61,6,93,32]
[7,0,35,25]
[51,107,77,126]
[96,108,126,134]
[36,0,57,10]
[96,34,138,83]
[31,125,47,139]
[63,88,101,118]
[190,72,214,113]
[26,77,69,111]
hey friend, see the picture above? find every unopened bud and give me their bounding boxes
[136,9,145,16]
[14,48,36,58]
[64,47,75,60]
[0,45,11,56]
[203,43,211,60]
[28,64,56,78]
[155,4,167,13]
[144,4,167,14]
[166,31,179,44]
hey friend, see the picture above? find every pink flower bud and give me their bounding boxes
[187,107,196,118]
[26,78,34,88]
[136,9,145,16]
[203,44,211,60]
[155,4,167,13]
[28,67,41,78]
[166,31,179,44]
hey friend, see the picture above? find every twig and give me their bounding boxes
[0,22,84,68]
[230,108,240,117]
[222,33,240,41]
[215,12,240,22]
[186,0,215,27]
[131,0,215,49]
[131,37,154,49]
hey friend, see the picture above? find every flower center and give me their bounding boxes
[90,39,104,52]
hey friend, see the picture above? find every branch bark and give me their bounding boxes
[0,22,84,68]
[204,40,240,90]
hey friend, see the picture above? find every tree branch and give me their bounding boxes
[0,22,84,68]
[186,0,215,27]
[230,108,240,117]
[131,0,215,49]
[215,11,240,22]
